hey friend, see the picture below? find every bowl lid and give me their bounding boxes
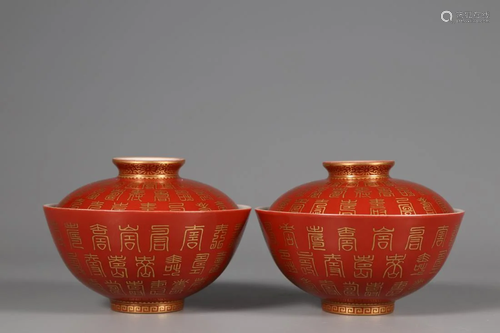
[269,160,453,215]
[58,157,237,211]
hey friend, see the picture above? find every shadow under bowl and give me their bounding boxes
[43,204,251,314]
[255,207,464,316]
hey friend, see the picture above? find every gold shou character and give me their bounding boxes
[320,280,341,296]
[87,279,106,293]
[365,180,381,187]
[126,281,145,296]
[355,187,372,198]
[188,278,207,292]
[385,281,408,296]
[105,189,125,201]
[280,223,298,248]
[127,190,145,201]
[329,188,347,198]
[405,226,425,251]
[119,225,141,252]
[213,252,227,265]
[111,202,128,210]
[377,187,394,197]
[105,281,126,295]
[339,200,357,215]
[432,195,451,213]
[278,250,298,273]
[290,199,308,213]
[153,190,170,202]
[108,255,128,278]
[274,198,290,211]
[181,225,205,251]
[150,280,168,295]
[310,199,329,214]
[196,202,212,211]
[418,198,437,214]
[84,253,106,277]
[372,227,395,250]
[310,186,327,198]
[70,198,85,209]
[169,202,185,211]
[215,201,227,210]
[412,186,430,196]
[432,226,449,248]
[412,253,431,276]
[140,203,157,211]
[164,255,182,276]
[345,181,359,188]
[193,189,213,201]
[169,279,189,295]
[66,252,85,276]
[369,199,387,215]
[159,183,176,190]
[449,224,460,247]
[306,226,325,251]
[396,186,415,196]
[300,278,320,294]
[408,278,425,291]
[210,224,229,249]
[338,227,357,251]
[396,197,416,215]
[281,260,298,274]
[90,224,111,251]
[125,183,142,189]
[364,282,384,297]
[189,253,210,275]
[65,223,83,249]
[353,255,375,278]
[227,223,244,248]
[49,221,65,247]
[209,252,227,273]
[297,251,318,276]
[262,222,278,245]
[384,254,406,279]
[430,250,448,274]
[324,254,344,278]
[150,225,170,251]
[136,256,155,278]
[87,189,104,200]
[175,190,194,201]
[343,282,359,297]
[142,182,157,190]
[87,201,104,210]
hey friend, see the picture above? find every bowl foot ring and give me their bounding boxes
[322,300,394,316]
[111,299,184,314]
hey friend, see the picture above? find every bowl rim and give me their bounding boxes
[255,206,464,217]
[44,203,251,214]
[322,160,395,166]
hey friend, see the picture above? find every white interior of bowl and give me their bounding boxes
[255,207,464,215]
[113,157,185,162]
[44,203,251,210]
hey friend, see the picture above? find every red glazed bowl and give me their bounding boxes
[255,207,464,315]
[44,204,251,314]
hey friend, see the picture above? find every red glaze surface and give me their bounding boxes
[59,157,237,211]
[256,208,464,313]
[44,205,251,310]
[270,161,453,215]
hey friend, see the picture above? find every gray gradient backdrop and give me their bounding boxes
[1,0,499,332]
